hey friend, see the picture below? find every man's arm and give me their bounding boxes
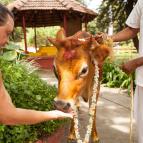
[0,80,73,125]
[121,57,143,74]
[95,27,139,43]
[111,27,139,42]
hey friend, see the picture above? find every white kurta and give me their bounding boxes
[134,86,143,143]
[126,0,143,86]
[126,0,143,143]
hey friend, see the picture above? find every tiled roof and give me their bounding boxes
[7,0,97,27]
[8,0,96,15]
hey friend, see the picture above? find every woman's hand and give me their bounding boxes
[49,110,74,119]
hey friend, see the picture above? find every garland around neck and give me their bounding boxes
[73,60,99,143]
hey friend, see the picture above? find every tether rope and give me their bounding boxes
[129,75,134,143]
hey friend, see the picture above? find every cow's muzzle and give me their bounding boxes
[54,99,71,111]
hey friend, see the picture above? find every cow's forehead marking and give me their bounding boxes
[63,49,76,60]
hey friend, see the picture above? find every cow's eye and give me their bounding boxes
[78,66,88,78]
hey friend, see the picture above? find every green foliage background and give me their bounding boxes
[0,0,14,5]
[0,59,64,143]
[27,27,60,47]
[102,59,135,94]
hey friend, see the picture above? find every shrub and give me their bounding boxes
[0,59,65,143]
[102,60,135,92]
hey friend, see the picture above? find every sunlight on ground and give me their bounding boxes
[111,125,129,133]
[97,100,104,106]
[111,117,131,133]
[112,117,130,124]
[106,105,117,109]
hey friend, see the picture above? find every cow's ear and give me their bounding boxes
[56,27,66,40]
[47,28,66,48]
[91,38,113,63]
[47,37,60,47]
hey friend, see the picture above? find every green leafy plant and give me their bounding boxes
[0,42,26,61]
[102,60,135,92]
[0,59,65,143]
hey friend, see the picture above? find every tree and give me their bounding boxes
[76,0,85,4]
[96,0,138,50]
[1,0,14,5]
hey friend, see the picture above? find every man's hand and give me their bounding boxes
[94,32,113,49]
[94,32,109,44]
[121,60,137,74]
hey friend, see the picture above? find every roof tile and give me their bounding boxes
[8,0,97,15]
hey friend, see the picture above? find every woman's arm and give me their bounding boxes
[0,108,72,125]
[0,81,73,125]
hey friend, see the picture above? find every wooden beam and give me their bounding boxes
[34,27,37,51]
[63,14,67,36]
[22,15,28,53]
[85,15,88,31]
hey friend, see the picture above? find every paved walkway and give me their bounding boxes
[37,69,137,143]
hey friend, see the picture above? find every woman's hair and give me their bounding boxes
[0,3,14,26]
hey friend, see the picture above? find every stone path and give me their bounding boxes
[37,69,137,143]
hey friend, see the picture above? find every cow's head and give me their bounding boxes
[48,28,112,111]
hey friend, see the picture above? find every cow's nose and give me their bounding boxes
[54,99,71,111]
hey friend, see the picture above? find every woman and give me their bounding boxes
[0,3,73,125]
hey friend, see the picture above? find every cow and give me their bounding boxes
[48,28,112,143]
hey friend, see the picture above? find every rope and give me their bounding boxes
[129,75,134,143]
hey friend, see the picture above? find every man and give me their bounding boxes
[0,3,73,125]
[97,0,143,142]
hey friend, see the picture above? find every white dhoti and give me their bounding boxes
[134,86,143,143]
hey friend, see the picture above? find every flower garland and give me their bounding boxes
[73,60,99,143]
